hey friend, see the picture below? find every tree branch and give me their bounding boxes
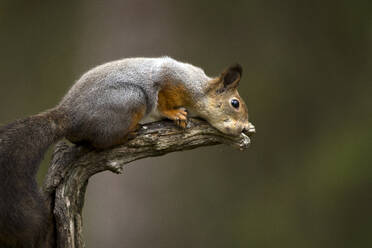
[42,118,255,248]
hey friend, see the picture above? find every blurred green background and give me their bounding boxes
[1,1,371,247]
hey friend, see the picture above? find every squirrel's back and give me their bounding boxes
[59,57,210,110]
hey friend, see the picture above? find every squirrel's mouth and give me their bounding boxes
[242,122,255,136]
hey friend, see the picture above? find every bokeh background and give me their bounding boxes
[1,1,371,247]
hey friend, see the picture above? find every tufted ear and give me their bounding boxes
[206,63,243,94]
[222,64,242,89]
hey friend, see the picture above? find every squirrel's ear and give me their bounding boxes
[221,64,242,89]
[206,64,243,94]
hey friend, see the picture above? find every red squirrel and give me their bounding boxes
[0,57,252,247]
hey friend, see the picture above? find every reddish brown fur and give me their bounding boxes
[158,81,191,111]
[157,82,191,128]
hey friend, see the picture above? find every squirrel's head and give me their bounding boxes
[201,64,251,136]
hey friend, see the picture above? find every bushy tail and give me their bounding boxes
[0,108,69,248]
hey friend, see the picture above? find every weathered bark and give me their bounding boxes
[42,118,255,248]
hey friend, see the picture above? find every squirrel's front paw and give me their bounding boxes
[174,108,188,129]
[162,108,188,129]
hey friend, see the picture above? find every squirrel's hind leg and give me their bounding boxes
[89,104,146,149]
[66,85,148,149]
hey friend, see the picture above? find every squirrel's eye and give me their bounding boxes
[231,99,240,109]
